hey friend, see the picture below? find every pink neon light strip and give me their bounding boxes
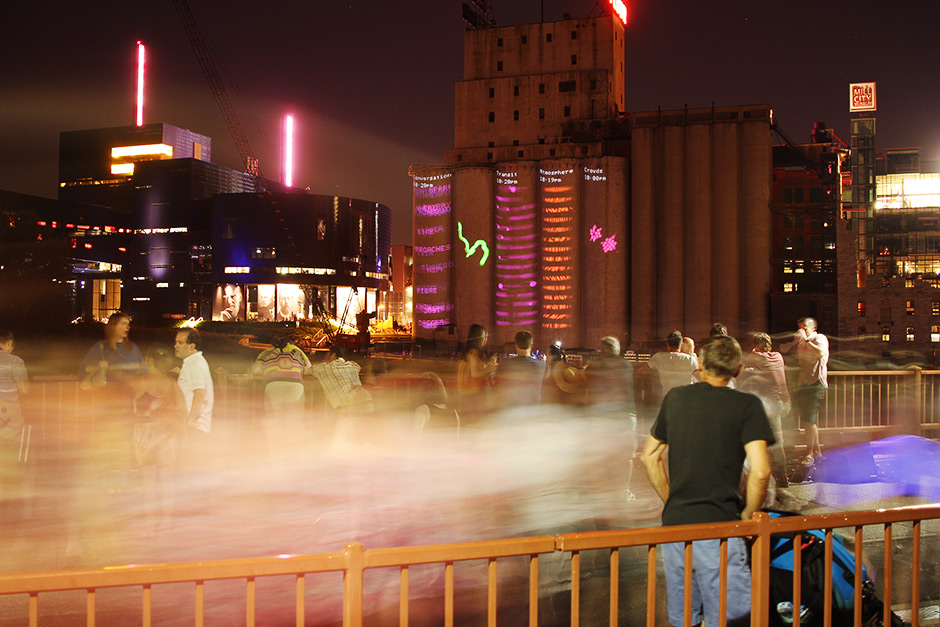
[284,115,294,187]
[136,42,145,127]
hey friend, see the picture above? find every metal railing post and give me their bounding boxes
[908,365,923,436]
[343,542,364,627]
[749,512,771,627]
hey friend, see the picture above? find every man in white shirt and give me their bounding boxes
[647,330,699,399]
[783,317,829,464]
[175,329,214,445]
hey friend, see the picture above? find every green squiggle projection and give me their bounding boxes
[457,221,490,266]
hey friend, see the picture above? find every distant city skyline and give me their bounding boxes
[2,0,937,245]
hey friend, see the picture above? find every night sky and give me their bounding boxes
[2,0,937,244]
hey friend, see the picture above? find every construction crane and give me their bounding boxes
[172,0,261,178]
[173,0,302,256]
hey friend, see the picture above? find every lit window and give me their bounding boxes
[932,326,940,342]
[784,283,795,293]
[907,300,915,316]
[857,302,866,317]
[882,327,890,342]
[858,326,866,340]
[933,301,939,316]
[907,327,915,342]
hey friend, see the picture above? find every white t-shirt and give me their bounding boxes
[648,350,698,395]
[178,351,214,433]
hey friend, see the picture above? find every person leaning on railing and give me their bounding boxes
[641,335,774,627]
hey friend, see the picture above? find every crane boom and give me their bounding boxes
[172,0,261,177]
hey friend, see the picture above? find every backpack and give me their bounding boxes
[766,513,906,626]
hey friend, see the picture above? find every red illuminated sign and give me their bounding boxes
[849,82,876,112]
[609,0,627,25]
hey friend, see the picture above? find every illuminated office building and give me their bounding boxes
[59,123,217,213]
[45,122,395,325]
[838,148,940,358]
[411,11,773,349]
[768,125,846,334]
[210,192,391,327]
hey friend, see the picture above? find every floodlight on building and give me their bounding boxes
[283,114,294,187]
[609,0,627,25]
[136,41,145,127]
[111,163,136,176]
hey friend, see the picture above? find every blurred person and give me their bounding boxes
[456,324,497,421]
[782,317,829,465]
[0,328,29,523]
[80,312,146,389]
[584,336,638,499]
[737,332,790,486]
[680,336,695,355]
[641,335,774,627]
[311,346,373,448]
[133,346,184,533]
[494,331,545,409]
[252,333,311,458]
[709,322,729,337]
[311,346,367,413]
[646,330,698,398]
[413,372,460,437]
[541,341,584,405]
[79,312,147,476]
[174,329,214,466]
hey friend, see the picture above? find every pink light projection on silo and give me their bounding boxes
[495,170,538,327]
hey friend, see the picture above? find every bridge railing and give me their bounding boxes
[1,507,938,626]
[26,369,940,432]
[817,368,940,435]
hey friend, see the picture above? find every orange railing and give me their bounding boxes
[1,506,938,626]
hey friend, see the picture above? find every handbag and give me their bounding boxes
[80,344,108,391]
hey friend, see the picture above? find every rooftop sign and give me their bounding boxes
[850,82,877,112]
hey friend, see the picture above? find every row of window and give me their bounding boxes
[488,79,597,98]
[781,216,830,229]
[781,188,835,204]
[496,55,579,72]
[857,300,940,317]
[782,236,835,250]
[781,260,836,274]
[488,106,571,123]
[859,326,940,342]
[496,30,579,47]
[454,144,591,162]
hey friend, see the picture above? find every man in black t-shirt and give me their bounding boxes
[641,335,774,627]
